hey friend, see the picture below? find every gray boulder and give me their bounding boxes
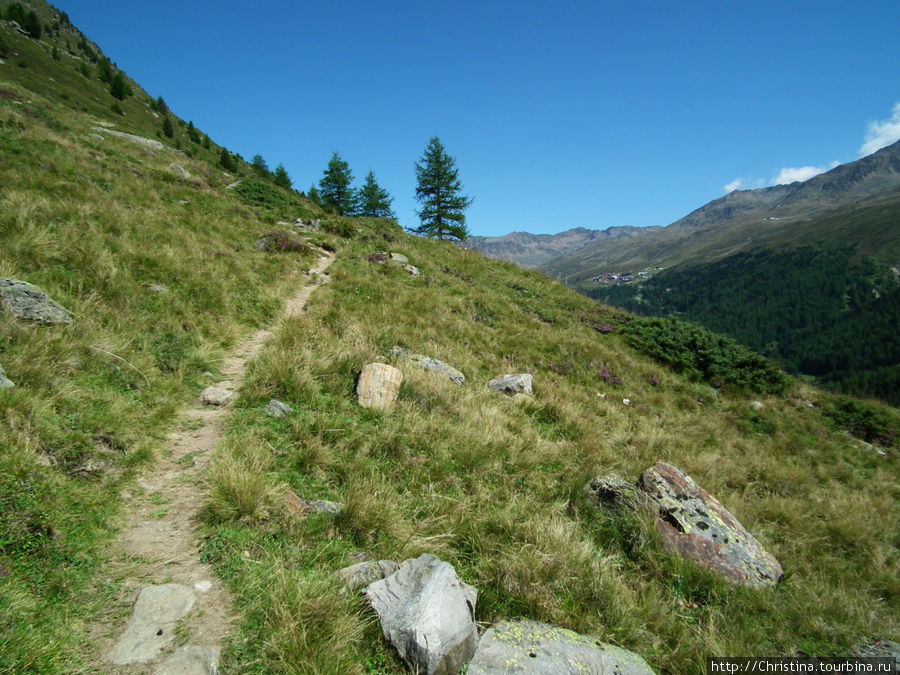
[0,363,13,389]
[637,462,783,588]
[468,619,656,674]
[265,399,293,418]
[854,639,899,671]
[200,386,233,406]
[488,373,533,396]
[389,252,410,265]
[284,490,344,516]
[391,347,465,385]
[168,163,191,178]
[335,559,399,592]
[404,264,421,277]
[356,363,403,410]
[0,278,73,324]
[363,553,478,675]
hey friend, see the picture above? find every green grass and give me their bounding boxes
[201,224,899,673]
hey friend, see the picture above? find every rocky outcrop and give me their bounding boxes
[356,363,403,410]
[391,347,465,385]
[153,646,220,674]
[363,553,478,675]
[584,475,644,512]
[488,373,533,396]
[92,126,163,150]
[168,163,191,178]
[467,619,655,674]
[637,462,783,588]
[0,278,73,324]
[335,559,399,592]
[107,584,196,664]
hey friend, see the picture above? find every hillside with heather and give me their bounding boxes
[1,3,899,674]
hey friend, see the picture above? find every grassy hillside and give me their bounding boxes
[2,6,899,674]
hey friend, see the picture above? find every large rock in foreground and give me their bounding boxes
[357,363,403,410]
[467,619,655,674]
[363,553,478,675]
[638,462,783,588]
[391,347,465,385]
[0,278,73,324]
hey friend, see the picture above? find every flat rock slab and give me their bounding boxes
[284,490,344,516]
[638,462,783,588]
[92,126,164,149]
[336,559,400,592]
[357,363,403,410]
[392,347,465,385]
[468,619,656,674]
[152,645,221,674]
[108,584,196,664]
[200,386,233,406]
[0,278,73,324]
[488,373,533,396]
[364,553,478,675]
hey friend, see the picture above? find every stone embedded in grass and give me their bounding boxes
[283,489,344,517]
[335,559,399,592]
[0,278,73,324]
[0,363,14,389]
[107,583,196,664]
[404,264,421,276]
[488,373,533,396]
[92,126,163,149]
[357,363,403,410]
[637,461,783,588]
[200,386,233,406]
[391,347,465,385]
[363,553,478,675]
[467,619,656,675]
[168,162,191,178]
[389,252,410,265]
[265,399,293,418]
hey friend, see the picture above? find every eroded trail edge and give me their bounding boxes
[93,251,335,674]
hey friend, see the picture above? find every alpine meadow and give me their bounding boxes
[0,2,898,674]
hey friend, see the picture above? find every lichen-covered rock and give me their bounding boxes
[335,559,399,592]
[0,278,73,324]
[283,490,344,516]
[404,264,421,276]
[467,619,656,674]
[0,363,13,389]
[584,475,643,512]
[853,638,900,670]
[391,347,465,385]
[265,399,293,418]
[389,252,410,265]
[637,461,783,588]
[363,553,478,675]
[488,373,533,396]
[357,363,403,410]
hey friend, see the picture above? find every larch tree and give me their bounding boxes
[318,152,356,215]
[413,136,472,241]
[357,169,395,218]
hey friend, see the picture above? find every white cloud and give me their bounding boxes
[724,178,743,193]
[859,101,900,157]
[771,161,838,186]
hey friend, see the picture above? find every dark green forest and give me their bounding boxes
[588,247,900,404]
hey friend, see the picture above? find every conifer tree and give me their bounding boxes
[319,152,356,215]
[156,96,169,115]
[357,169,395,218]
[413,136,472,241]
[273,164,292,189]
[109,71,131,100]
[251,154,269,177]
[307,184,323,207]
[161,116,174,138]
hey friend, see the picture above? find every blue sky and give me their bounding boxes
[56,1,900,238]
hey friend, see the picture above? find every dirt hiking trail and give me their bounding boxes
[88,251,334,674]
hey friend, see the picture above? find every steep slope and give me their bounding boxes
[465,225,660,268]
[1,5,899,675]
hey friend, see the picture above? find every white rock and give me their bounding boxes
[200,386,233,406]
[356,363,403,410]
[107,584,196,664]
